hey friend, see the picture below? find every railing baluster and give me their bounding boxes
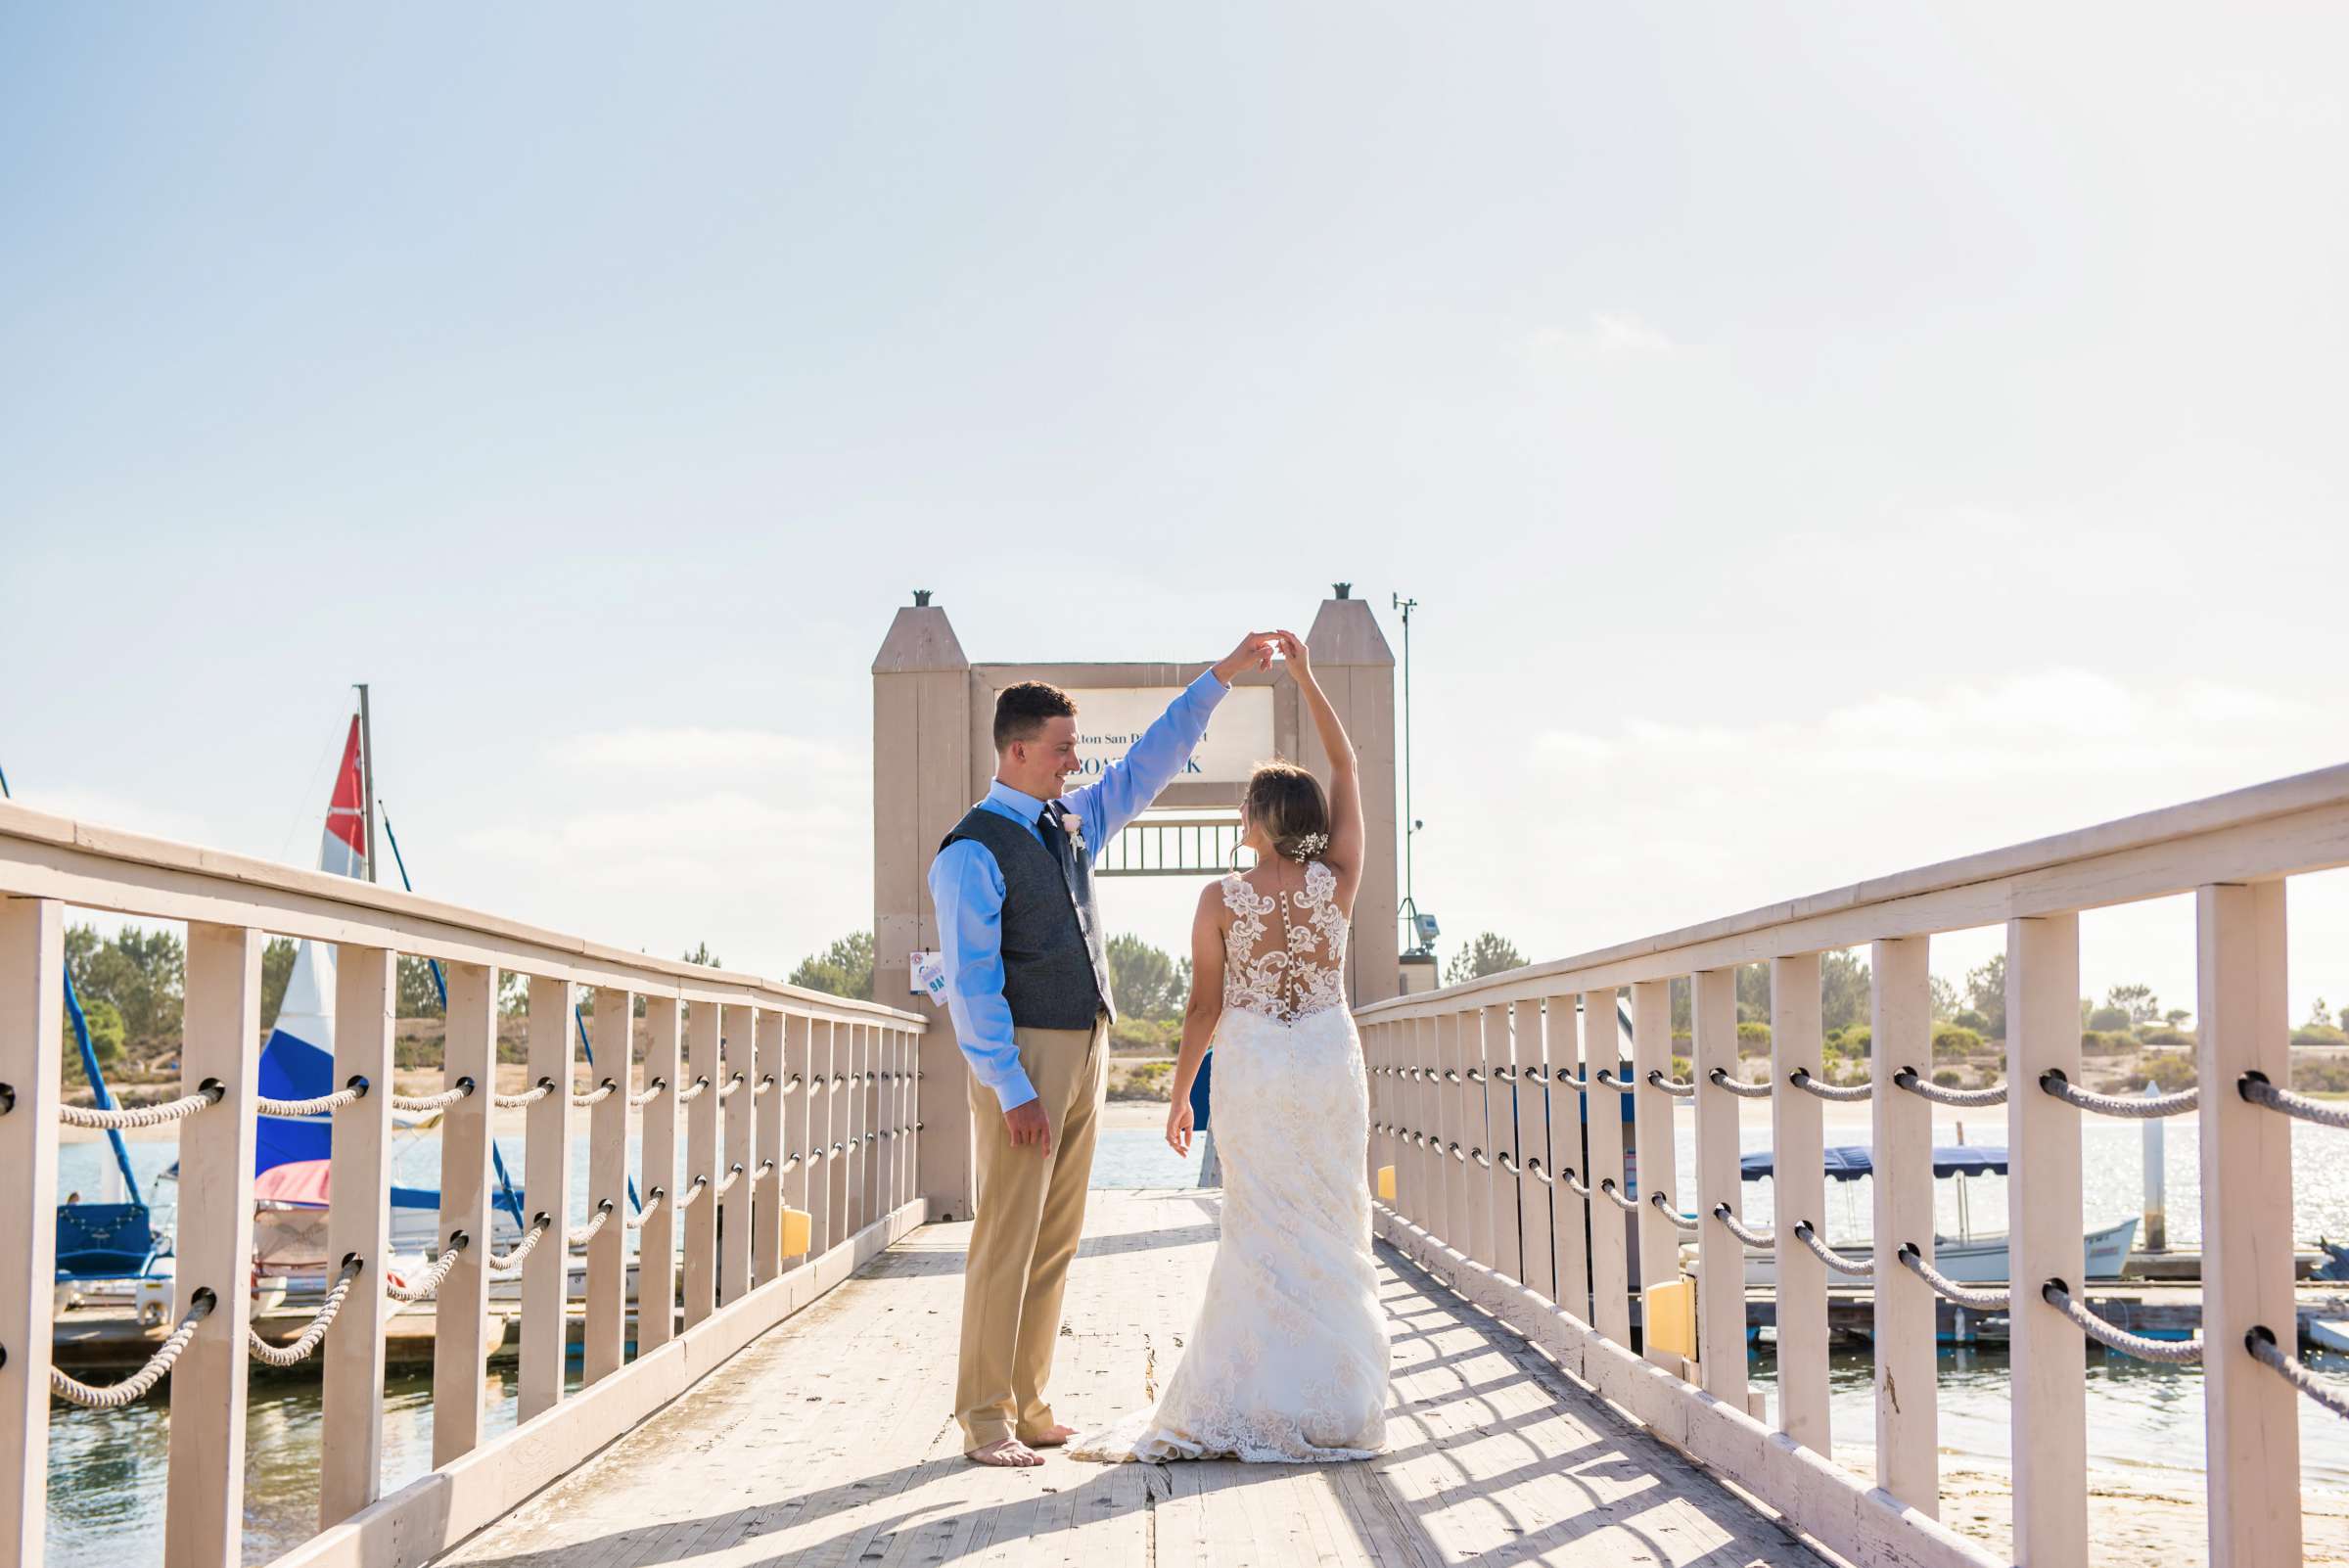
[1511,1002,1554,1302]
[1545,994,1590,1325]
[520,975,575,1421]
[1482,1002,1521,1283]
[1693,967,1744,1408]
[718,1004,755,1306]
[1630,978,1679,1371]
[1435,1011,1467,1250]
[433,962,496,1466]
[1584,989,1632,1344]
[865,1024,884,1225]
[321,945,394,1526]
[2199,879,2300,1568]
[683,1001,720,1327]
[752,1008,785,1288]
[1414,1015,1445,1239]
[2006,914,2086,1557]
[823,1019,849,1249]
[582,987,631,1383]
[782,1012,812,1269]
[637,998,682,1353]
[1769,951,1829,1456]
[166,923,262,1567]
[1872,937,1939,1515]
[1365,1021,1386,1193]
[0,897,63,1568]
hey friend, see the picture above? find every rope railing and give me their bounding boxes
[2039,1070,2198,1118]
[1514,1154,1555,1185]
[386,1235,468,1302]
[718,1072,746,1101]
[1786,1068,1871,1102]
[714,1163,747,1196]
[1645,1070,1695,1099]
[754,1074,776,1097]
[671,1174,711,1211]
[1596,1177,1640,1214]
[1890,1066,2008,1107]
[1465,1067,1486,1083]
[624,1186,666,1229]
[753,1158,776,1179]
[1707,1068,1773,1100]
[1448,1141,1466,1163]
[256,1077,370,1118]
[774,1153,802,1174]
[629,1076,668,1108]
[1896,1244,2010,1310]
[571,1078,619,1108]
[51,1290,216,1407]
[2238,1072,2349,1130]
[2250,1327,2349,1420]
[249,1257,365,1366]
[1649,1190,1700,1231]
[674,1076,712,1105]
[777,1073,803,1094]
[2041,1280,2204,1363]
[1791,1220,1874,1275]
[60,1080,223,1130]
[486,1216,554,1276]
[1469,1147,1492,1169]
[392,1078,476,1113]
[1552,1068,1592,1090]
[492,1078,557,1109]
[569,1199,616,1247]
[1557,1165,1592,1198]
[1592,1069,1634,1091]
[1713,1204,1773,1248]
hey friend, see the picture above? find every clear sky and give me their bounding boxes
[3,6,2345,1023]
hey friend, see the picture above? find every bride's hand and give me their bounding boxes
[1165,1099,1194,1157]
[1273,629,1310,676]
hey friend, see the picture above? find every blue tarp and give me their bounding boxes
[1740,1144,2008,1182]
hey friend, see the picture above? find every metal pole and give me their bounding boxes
[2142,1080,2167,1252]
[1392,593,1417,943]
[354,682,379,882]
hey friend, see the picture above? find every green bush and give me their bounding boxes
[2087,1005,2133,1033]
[2139,1027,2190,1046]
[2128,1051,2198,1091]
[1110,1016,1181,1054]
[1736,1020,1772,1054]
[70,996,125,1066]
[1952,1008,1991,1035]
[1826,1024,1872,1059]
[1931,1067,1962,1087]
[1108,1060,1174,1101]
[2293,1056,2349,1093]
[2081,1030,2134,1055]
[1671,1054,1691,1083]
[2292,1026,2349,1047]
[1930,1024,1984,1060]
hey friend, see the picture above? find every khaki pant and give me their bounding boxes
[956,1014,1108,1449]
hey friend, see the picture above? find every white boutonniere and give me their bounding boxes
[1059,811,1086,853]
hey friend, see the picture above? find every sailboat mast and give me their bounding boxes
[355,682,380,882]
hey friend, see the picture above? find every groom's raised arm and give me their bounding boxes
[1063,632,1273,847]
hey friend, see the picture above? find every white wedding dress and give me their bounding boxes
[1072,858,1390,1463]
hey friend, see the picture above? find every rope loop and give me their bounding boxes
[1596,1177,1641,1214]
[718,1072,747,1101]
[1791,1220,1874,1275]
[2038,1069,2198,1118]
[569,1199,617,1247]
[249,1257,365,1366]
[675,1075,712,1104]
[51,1289,217,1407]
[630,1076,668,1108]
[487,1214,555,1275]
[2040,1278,2204,1362]
[1786,1067,1871,1102]
[61,1079,225,1130]
[392,1077,476,1113]
[1708,1067,1773,1099]
[1889,1064,2009,1106]
[625,1187,666,1229]
[570,1078,619,1108]
[1896,1243,2010,1310]
[2238,1072,2349,1130]
[2249,1325,2349,1419]
[257,1076,372,1118]
[491,1078,557,1110]
[385,1233,469,1302]
[1648,1189,1700,1231]
[1645,1069,1695,1099]
[1713,1203,1773,1248]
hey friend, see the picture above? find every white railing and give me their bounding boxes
[0,801,926,1568]
[1359,761,2349,1568]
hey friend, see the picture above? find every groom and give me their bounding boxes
[930,631,1275,1467]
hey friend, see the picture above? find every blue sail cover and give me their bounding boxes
[1740,1144,2009,1182]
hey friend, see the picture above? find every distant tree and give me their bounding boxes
[2314,997,2337,1032]
[2164,1007,2191,1029]
[1735,963,1771,1024]
[65,922,185,1046]
[497,969,530,1017]
[682,941,723,969]
[790,931,873,1001]
[1928,974,1961,1022]
[2106,984,2160,1026]
[260,937,298,1032]
[396,956,446,1018]
[1952,1008,1991,1035]
[2087,1004,2133,1033]
[1820,949,1871,1036]
[1964,953,2007,1038]
[1446,932,1527,986]
[68,996,125,1070]
[1107,935,1188,1020]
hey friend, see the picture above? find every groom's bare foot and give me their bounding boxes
[966,1437,1044,1468]
[1022,1424,1078,1449]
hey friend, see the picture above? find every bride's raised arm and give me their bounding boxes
[1275,629,1364,911]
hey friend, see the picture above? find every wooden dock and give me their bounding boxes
[433,1190,1827,1568]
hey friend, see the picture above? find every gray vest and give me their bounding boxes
[940,804,1114,1031]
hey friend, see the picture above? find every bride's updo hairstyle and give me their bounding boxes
[1242,761,1333,864]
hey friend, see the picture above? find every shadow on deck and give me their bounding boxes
[433,1190,1827,1568]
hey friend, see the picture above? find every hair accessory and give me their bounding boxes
[1288,831,1329,862]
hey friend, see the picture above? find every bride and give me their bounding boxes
[1072,629,1389,1463]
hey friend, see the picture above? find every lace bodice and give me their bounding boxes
[1221,859,1349,1024]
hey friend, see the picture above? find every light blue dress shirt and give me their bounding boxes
[928,669,1229,1111]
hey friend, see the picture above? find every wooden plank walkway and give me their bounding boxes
[433,1190,1827,1568]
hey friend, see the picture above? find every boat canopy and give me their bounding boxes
[1740,1144,2008,1182]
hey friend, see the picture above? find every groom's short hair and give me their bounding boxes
[994,681,1078,751]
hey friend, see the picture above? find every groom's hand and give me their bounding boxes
[1211,631,1279,685]
[1004,1098,1051,1155]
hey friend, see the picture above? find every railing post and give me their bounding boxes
[782,1012,812,1270]
[637,998,681,1353]
[1584,989,1632,1344]
[166,922,262,1567]
[1365,1021,1386,1193]
[321,944,394,1527]
[0,897,63,1568]
[824,1020,850,1248]
[583,987,631,1383]
[520,975,574,1422]
[1544,994,1590,1324]
[433,962,496,1466]
[1413,1015,1445,1240]
[683,1000,720,1327]
[1693,967,1744,1407]
[1481,1002,1521,1282]
[1871,937,1938,1516]
[1630,978,1678,1370]
[1512,1003,1554,1302]
[1769,951,1828,1456]
[2198,880,2300,1568]
[718,1004,755,1306]
[861,1023,881,1230]
[2006,914,2084,1557]
[1434,1011,1467,1252]
[752,1008,784,1287]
